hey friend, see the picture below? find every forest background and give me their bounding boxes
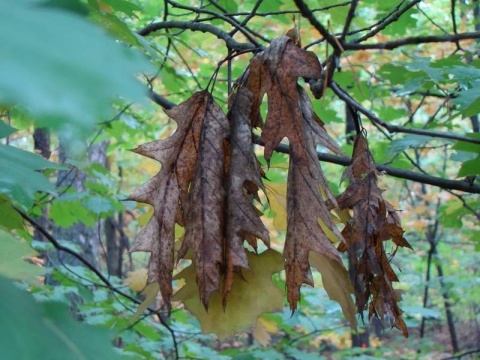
[0,0,479,359]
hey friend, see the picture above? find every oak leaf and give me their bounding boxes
[128,91,229,311]
[283,87,348,313]
[241,37,350,316]
[337,133,411,337]
[245,36,323,163]
[172,249,284,339]
[224,87,270,302]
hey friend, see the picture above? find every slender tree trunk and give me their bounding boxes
[33,127,51,247]
[434,247,460,353]
[105,216,122,277]
[420,242,434,338]
[46,139,108,283]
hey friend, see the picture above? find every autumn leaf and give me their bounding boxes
[123,268,147,292]
[245,35,323,163]
[176,93,230,309]
[236,35,350,316]
[337,133,411,337]
[172,249,284,339]
[253,316,279,347]
[132,282,159,320]
[309,252,357,329]
[224,86,270,302]
[281,87,347,312]
[129,91,229,311]
[264,182,287,231]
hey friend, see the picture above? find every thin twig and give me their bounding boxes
[149,89,480,194]
[167,0,262,47]
[294,0,341,52]
[341,0,359,40]
[15,208,180,359]
[344,31,480,50]
[352,0,421,43]
[138,20,258,53]
[330,81,480,145]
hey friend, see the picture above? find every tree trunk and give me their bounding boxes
[33,127,51,247]
[45,139,108,284]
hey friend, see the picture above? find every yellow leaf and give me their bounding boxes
[123,268,148,292]
[309,252,357,329]
[253,317,274,347]
[173,249,284,339]
[318,217,341,244]
[132,282,159,321]
[265,183,287,231]
[175,224,185,239]
[137,205,153,227]
[257,315,278,334]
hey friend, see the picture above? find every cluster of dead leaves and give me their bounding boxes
[336,133,411,337]
[129,34,410,338]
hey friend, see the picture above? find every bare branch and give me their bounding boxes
[221,2,352,17]
[149,89,480,193]
[330,81,480,145]
[352,0,421,43]
[344,31,480,50]
[253,135,480,194]
[138,20,258,53]
[294,0,341,52]
[167,0,262,47]
[341,0,359,40]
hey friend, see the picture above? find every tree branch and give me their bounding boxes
[330,81,480,145]
[149,89,479,193]
[14,208,180,359]
[252,135,480,194]
[294,0,341,52]
[341,0,359,40]
[344,31,480,50]
[138,20,258,53]
[351,0,421,43]
[167,0,262,47]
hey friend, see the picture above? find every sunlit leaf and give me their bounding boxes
[173,250,284,339]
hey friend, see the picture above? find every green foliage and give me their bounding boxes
[0,0,152,148]
[0,230,43,283]
[0,276,123,359]
[0,141,63,209]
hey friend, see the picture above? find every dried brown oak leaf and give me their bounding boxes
[284,87,351,316]
[245,35,323,163]
[128,91,229,311]
[224,87,270,303]
[337,133,412,337]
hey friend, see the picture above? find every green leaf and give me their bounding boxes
[84,195,115,214]
[99,0,142,17]
[0,0,152,145]
[0,196,23,230]
[0,230,44,283]
[382,7,418,36]
[0,276,123,359]
[451,133,480,153]
[457,155,480,177]
[0,121,17,138]
[386,135,436,155]
[49,199,96,227]
[453,80,480,116]
[0,144,63,209]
